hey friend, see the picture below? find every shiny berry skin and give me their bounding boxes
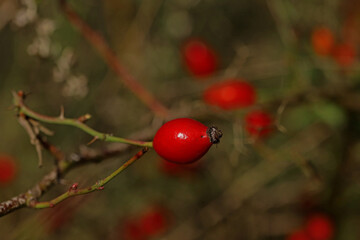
[311,27,335,56]
[245,110,273,137]
[153,118,222,164]
[203,80,256,110]
[286,229,311,240]
[0,155,17,184]
[304,213,334,240]
[182,39,218,78]
[332,43,356,67]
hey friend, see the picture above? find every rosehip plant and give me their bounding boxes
[2,1,357,239]
[153,118,222,164]
[0,92,224,217]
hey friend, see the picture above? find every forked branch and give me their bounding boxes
[0,148,148,217]
[13,91,153,148]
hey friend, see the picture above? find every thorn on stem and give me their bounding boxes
[97,186,104,190]
[276,122,287,133]
[17,90,25,99]
[17,90,31,100]
[78,114,91,123]
[87,136,98,145]
[104,134,112,141]
[59,105,65,119]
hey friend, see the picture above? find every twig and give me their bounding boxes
[266,0,296,47]
[0,168,62,217]
[13,91,153,148]
[58,0,169,118]
[0,147,148,217]
[31,147,148,209]
[17,114,44,167]
[38,136,65,163]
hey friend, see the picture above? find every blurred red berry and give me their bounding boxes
[182,39,218,78]
[304,213,334,240]
[120,207,171,240]
[121,219,146,240]
[203,80,256,110]
[311,27,335,56]
[245,110,273,137]
[139,207,169,237]
[0,155,17,184]
[286,229,311,240]
[332,43,356,67]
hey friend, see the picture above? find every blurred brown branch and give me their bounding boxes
[58,0,169,118]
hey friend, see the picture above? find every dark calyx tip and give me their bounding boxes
[207,126,223,144]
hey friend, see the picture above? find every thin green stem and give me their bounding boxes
[32,147,148,209]
[13,92,153,148]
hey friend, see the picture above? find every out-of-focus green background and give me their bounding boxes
[1,0,360,239]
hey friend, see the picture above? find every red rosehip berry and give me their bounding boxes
[245,110,273,137]
[332,43,356,67]
[203,79,256,110]
[153,118,222,164]
[139,207,169,237]
[182,39,218,78]
[304,213,334,240]
[311,27,335,56]
[286,229,311,240]
[0,155,17,184]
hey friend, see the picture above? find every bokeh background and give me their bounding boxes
[0,0,360,239]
